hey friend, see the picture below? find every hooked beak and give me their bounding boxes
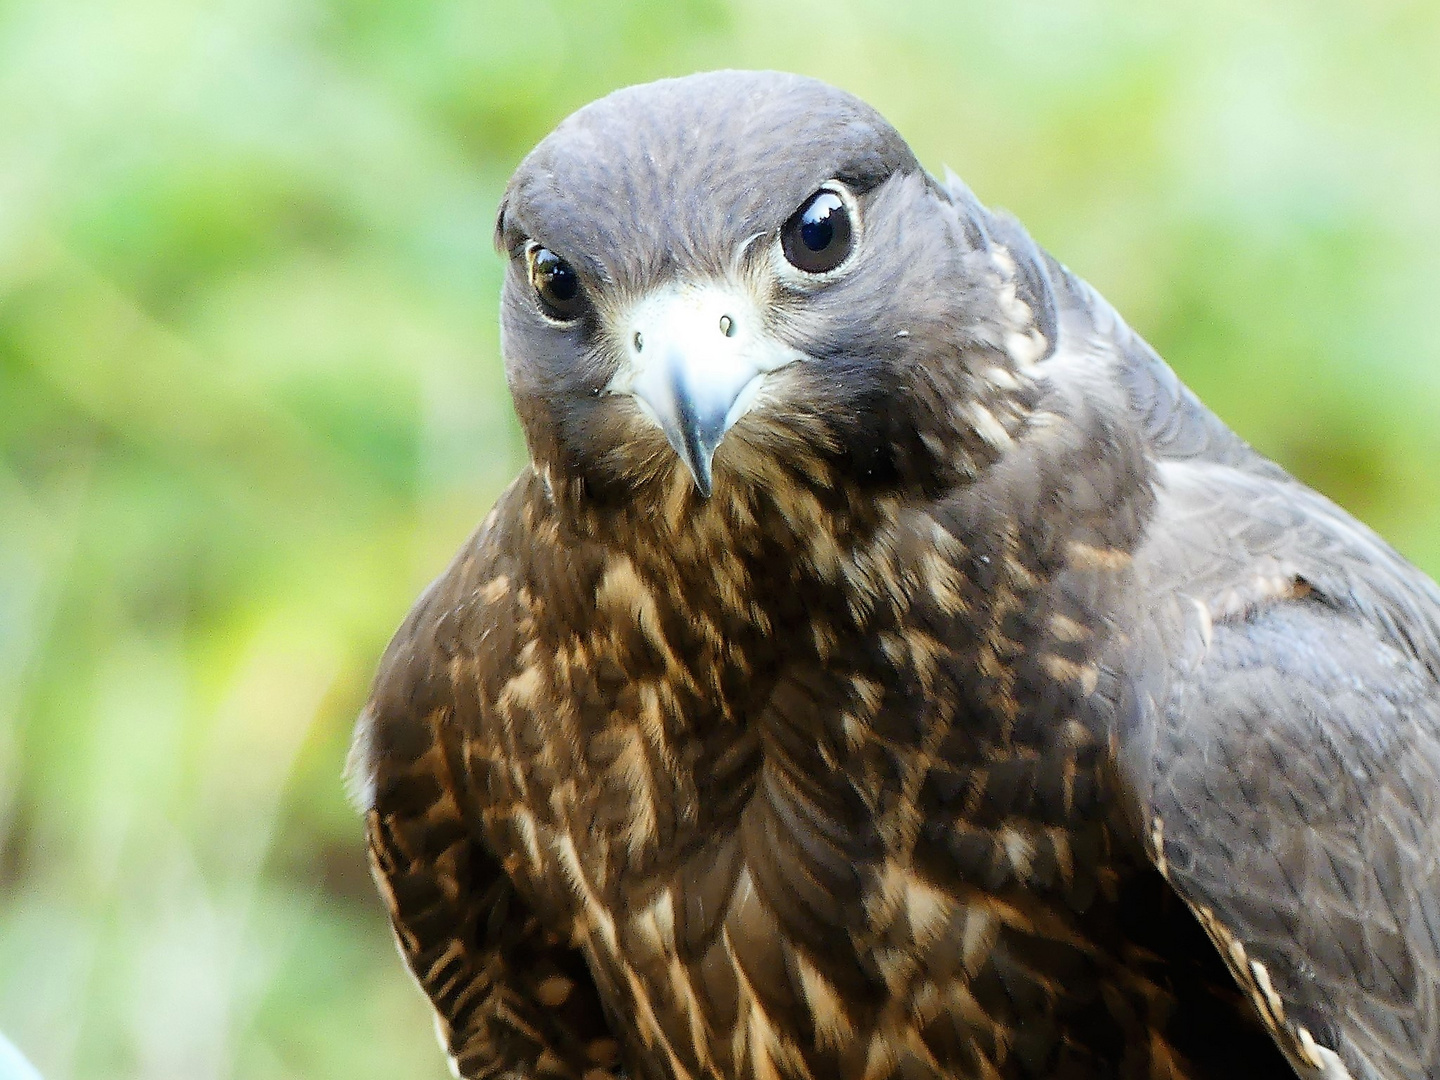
[615,283,800,497]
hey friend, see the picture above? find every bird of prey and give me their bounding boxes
[348,70,1440,1080]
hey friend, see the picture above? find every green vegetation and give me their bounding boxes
[2,2,1437,1076]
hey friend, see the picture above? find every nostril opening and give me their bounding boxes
[633,331,644,352]
[719,314,736,338]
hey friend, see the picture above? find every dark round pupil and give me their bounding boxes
[800,192,844,251]
[535,250,578,301]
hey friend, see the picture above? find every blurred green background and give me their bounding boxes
[2,0,1438,1076]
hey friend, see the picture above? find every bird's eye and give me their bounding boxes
[781,188,854,274]
[527,245,586,321]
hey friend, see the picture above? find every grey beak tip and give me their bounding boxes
[679,443,715,497]
[675,409,720,500]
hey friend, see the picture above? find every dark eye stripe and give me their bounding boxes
[781,188,854,274]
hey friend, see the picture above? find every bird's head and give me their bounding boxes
[495,70,1053,518]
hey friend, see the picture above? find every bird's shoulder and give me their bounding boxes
[939,169,1271,477]
[349,470,580,814]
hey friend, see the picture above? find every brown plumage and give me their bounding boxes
[348,71,1440,1080]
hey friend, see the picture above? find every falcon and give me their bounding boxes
[348,70,1440,1080]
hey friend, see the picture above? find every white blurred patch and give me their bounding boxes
[344,704,378,811]
[1298,1027,1354,1080]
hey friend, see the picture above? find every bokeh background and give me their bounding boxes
[2,0,1438,1076]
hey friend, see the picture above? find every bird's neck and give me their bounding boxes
[535,352,1158,740]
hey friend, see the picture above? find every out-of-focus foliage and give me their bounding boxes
[1,1,1437,1076]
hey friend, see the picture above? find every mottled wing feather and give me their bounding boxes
[361,726,620,1079]
[1151,601,1440,1080]
[1120,459,1440,1080]
[352,507,623,1080]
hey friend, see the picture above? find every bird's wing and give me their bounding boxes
[348,482,621,1080]
[934,183,1440,1076]
[1117,457,1440,1080]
